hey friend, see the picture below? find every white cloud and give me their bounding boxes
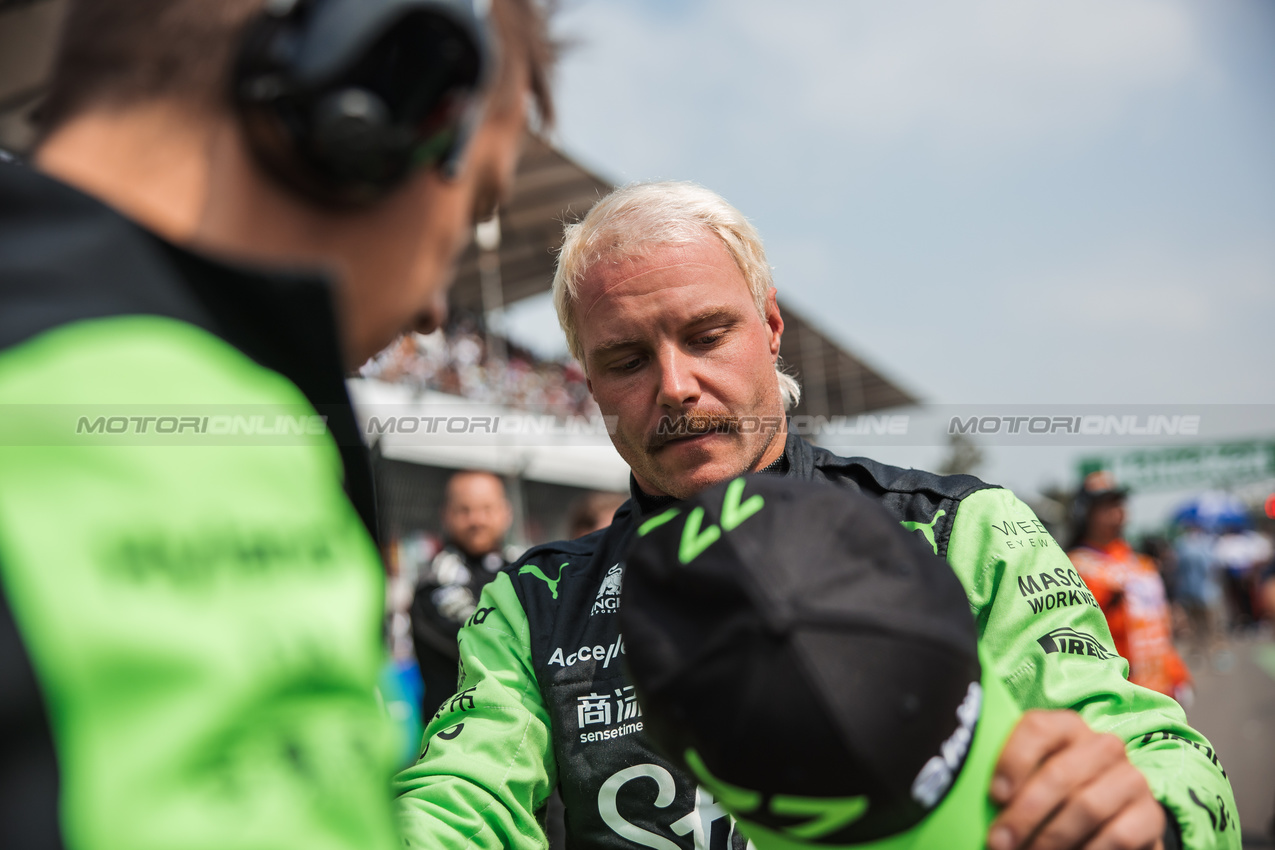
[546,1,1269,411]
[938,237,1275,404]
[1027,240,1275,334]
[742,0,1208,147]
[554,0,1211,162]
[776,233,1275,406]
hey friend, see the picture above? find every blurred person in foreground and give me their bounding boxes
[411,470,520,718]
[1067,472,1193,705]
[565,489,628,539]
[0,0,555,847]
[395,182,1238,850]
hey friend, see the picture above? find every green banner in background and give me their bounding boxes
[1079,441,1275,492]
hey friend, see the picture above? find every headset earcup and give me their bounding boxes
[311,88,394,180]
[233,0,490,206]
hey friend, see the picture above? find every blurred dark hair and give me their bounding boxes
[566,491,626,539]
[37,0,557,139]
[443,469,508,508]
[1066,491,1126,551]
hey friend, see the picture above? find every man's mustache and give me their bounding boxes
[647,409,740,449]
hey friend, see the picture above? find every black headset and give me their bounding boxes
[233,0,493,206]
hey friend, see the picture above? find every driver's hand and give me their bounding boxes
[988,710,1166,850]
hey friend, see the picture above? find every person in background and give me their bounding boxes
[565,490,628,539]
[1068,472,1193,705]
[1213,524,1272,632]
[411,470,521,718]
[1173,520,1227,665]
[1140,536,1180,614]
[1259,548,1275,626]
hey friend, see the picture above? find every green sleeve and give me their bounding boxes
[0,318,399,850]
[946,488,1240,850]
[394,570,556,849]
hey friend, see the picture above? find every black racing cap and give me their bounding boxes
[620,475,1020,849]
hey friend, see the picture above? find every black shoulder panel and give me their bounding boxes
[0,162,209,352]
[0,162,378,539]
[0,570,64,849]
[797,438,999,559]
[506,501,638,672]
[811,445,993,500]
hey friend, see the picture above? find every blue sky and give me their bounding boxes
[503,0,1275,517]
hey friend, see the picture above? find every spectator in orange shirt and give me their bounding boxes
[1067,472,1193,705]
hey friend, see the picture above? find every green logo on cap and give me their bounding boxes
[638,508,681,537]
[637,477,767,564]
[685,748,869,839]
[720,477,765,531]
[679,507,721,563]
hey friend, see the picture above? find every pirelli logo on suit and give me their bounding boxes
[1036,628,1115,660]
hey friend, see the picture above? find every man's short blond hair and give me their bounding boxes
[552,181,801,409]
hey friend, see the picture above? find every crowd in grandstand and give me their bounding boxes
[360,312,599,419]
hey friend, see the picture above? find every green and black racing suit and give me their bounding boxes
[395,433,1239,850]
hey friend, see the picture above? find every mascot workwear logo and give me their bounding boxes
[521,562,568,599]
[592,563,623,615]
[1037,627,1114,660]
[900,509,945,555]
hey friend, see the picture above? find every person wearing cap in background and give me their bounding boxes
[1067,472,1193,705]
[0,0,555,847]
[395,182,1238,849]
[411,470,522,719]
[622,474,1024,850]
